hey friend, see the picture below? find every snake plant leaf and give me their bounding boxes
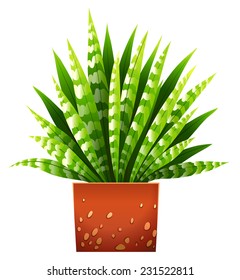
[151,49,196,123]
[28,107,96,172]
[128,67,195,181]
[135,108,197,181]
[33,87,72,137]
[139,138,193,182]
[163,144,211,168]
[53,78,106,181]
[103,26,114,88]
[88,13,113,179]
[53,51,77,111]
[168,74,215,125]
[119,33,148,160]
[30,136,101,182]
[131,39,162,121]
[170,109,217,147]
[143,161,227,181]
[120,26,137,90]
[12,158,84,180]
[108,55,120,181]
[120,44,170,180]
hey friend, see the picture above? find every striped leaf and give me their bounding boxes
[120,44,170,180]
[87,13,113,180]
[139,138,193,181]
[170,109,217,147]
[34,87,72,137]
[164,144,211,167]
[28,107,96,172]
[108,55,121,181]
[143,161,227,181]
[131,39,162,121]
[103,26,114,88]
[129,68,195,181]
[119,32,148,159]
[53,78,105,181]
[53,51,77,110]
[135,109,197,181]
[168,74,215,125]
[150,50,196,123]
[30,136,101,182]
[120,27,137,90]
[12,158,84,181]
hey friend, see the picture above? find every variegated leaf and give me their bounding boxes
[30,136,101,182]
[108,55,120,181]
[118,33,147,180]
[28,107,96,171]
[168,74,215,125]
[139,138,193,181]
[135,109,197,181]
[53,78,105,181]
[130,68,195,181]
[143,161,226,181]
[120,44,169,180]
[12,158,84,181]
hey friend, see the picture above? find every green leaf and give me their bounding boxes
[53,78,106,181]
[120,26,137,90]
[151,49,196,122]
[88,13,113,180]
[108,55,121,181]
[120,43,169,181]
[12,158,84,181]
[163,144,211,167]
[131,39,162,121]
[170,109,217,147]
[103,26,114,88]
[135,108,197,181]
[31,136,101,182]
[128,68,195,181]
[143,161,227,181]
[119,32,148,162]
[28,107,97,173]
[33,87,72,137]
[53,51,77,111]
[139,138,193,181]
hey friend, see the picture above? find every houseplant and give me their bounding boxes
[13,12,226,252]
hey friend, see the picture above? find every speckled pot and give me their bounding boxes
[73,183,159,252]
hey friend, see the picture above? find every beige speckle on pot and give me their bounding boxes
[82,198,85,202]
[79,217,83,223]
[106,212,113,219]
[144,222,151,231]
[89,241,92,245]
[96,237,102,245]
[81,242,85,247]
[94,246,99,250]
[92,228,98,237]
[112,234,116,239]
[146,240,153,247]
[140,235,144,240]
[115,244,125,251]
[118,227,122,232]
[84,233,90,241]
[152,229,157,238]
[153,204,157,209]
[130,218,134,224]
[124,237,130,244]
[87,210,93,218]
[139,203,143,208]
[99,224,103,229]
[135,242,138,246]
[77,227,81,232]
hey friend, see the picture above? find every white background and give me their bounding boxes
[0,0,239,279]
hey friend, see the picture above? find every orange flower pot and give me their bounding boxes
[73,183,159,252]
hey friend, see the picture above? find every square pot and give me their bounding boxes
[73,182,159,252]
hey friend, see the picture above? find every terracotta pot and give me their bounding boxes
[73,182,159,252]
